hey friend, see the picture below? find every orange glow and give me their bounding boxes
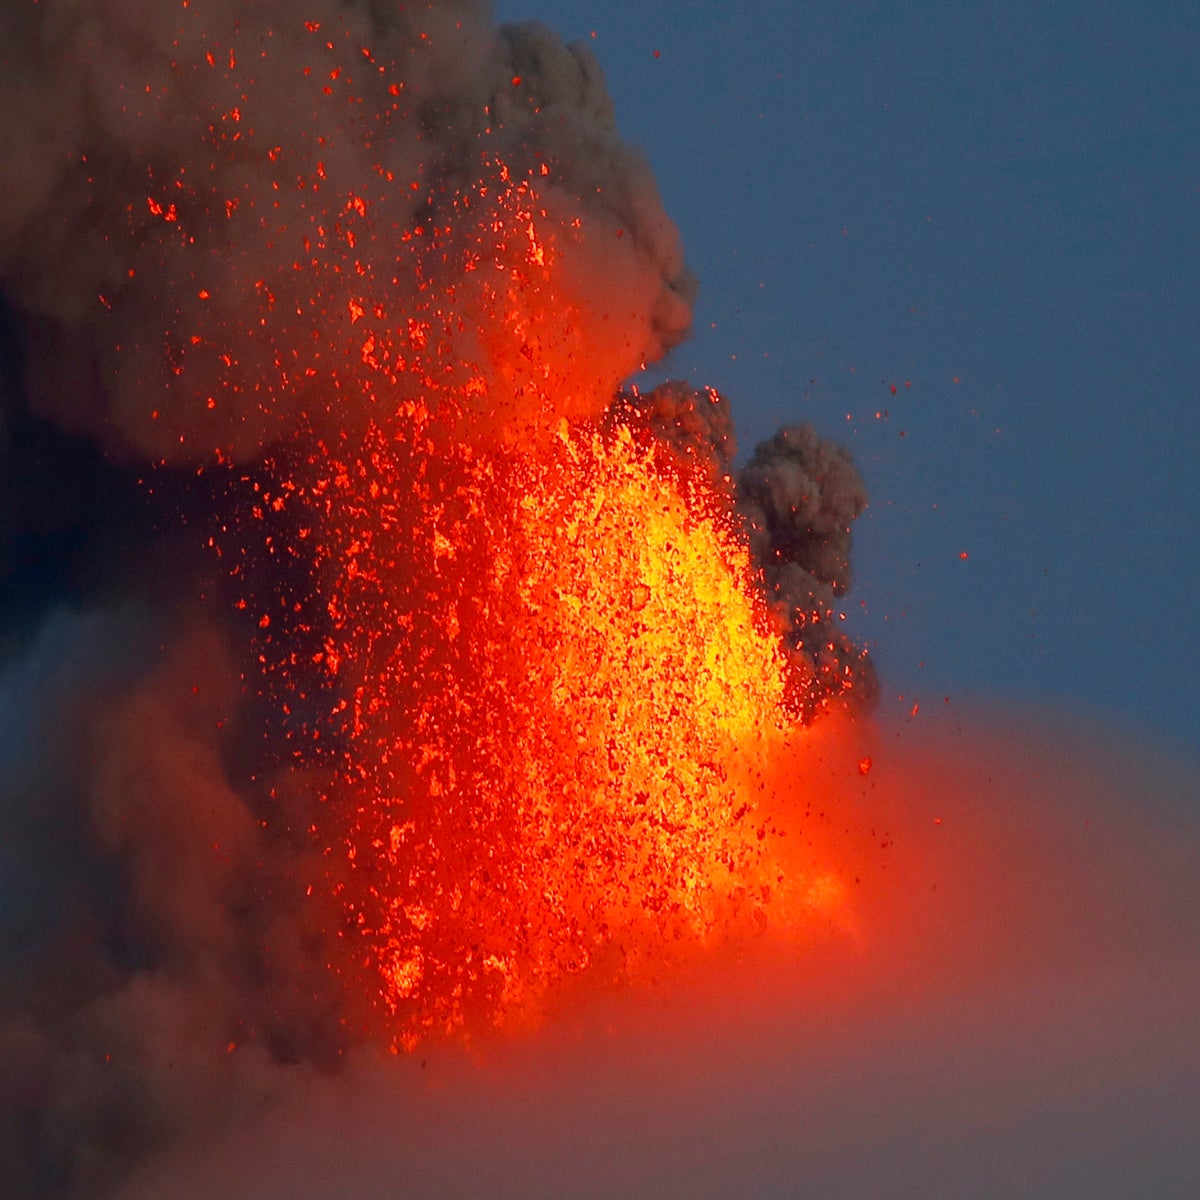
[221,159,858,1048]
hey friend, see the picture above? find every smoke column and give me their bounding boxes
[1,2,1196,1197]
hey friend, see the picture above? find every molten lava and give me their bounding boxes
[320,419,818,1044]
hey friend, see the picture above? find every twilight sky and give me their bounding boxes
[495,0,1200,748]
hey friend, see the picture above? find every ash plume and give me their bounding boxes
[0,610,356,1197]
[738,423,877,715]
[0,0,694,462]
[0,1,873,1195]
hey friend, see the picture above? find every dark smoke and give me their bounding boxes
[0,1,872,1194]
[0,0,693,463]
[0,611,354,1197]
[738,423,876,714]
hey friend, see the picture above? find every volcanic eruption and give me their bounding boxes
[0,2,878,1192]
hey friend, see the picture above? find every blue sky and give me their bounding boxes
[495,0,1200,747]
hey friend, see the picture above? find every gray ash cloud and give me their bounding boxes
[0,2,873,1194]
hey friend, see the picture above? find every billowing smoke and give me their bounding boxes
[738,423,874,713]
[0,1,877,1194]
[0,0,693,461]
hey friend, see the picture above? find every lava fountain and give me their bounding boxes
[229,161,864,1046]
